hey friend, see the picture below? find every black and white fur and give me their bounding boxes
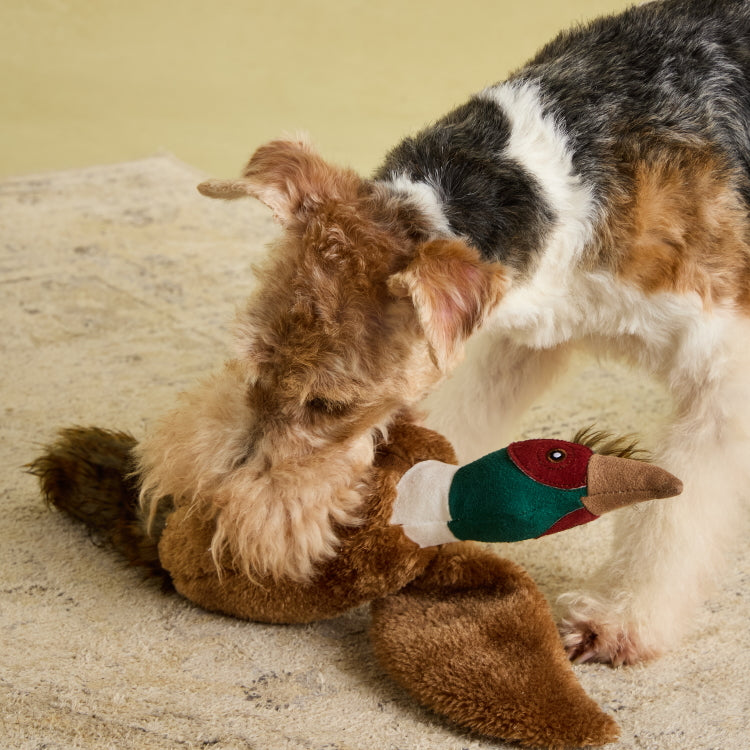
[375,0,750,664]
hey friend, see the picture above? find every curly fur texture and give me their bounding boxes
[139,149,507,582]
[37,1,750,666]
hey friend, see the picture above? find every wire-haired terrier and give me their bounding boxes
[38,0,750,667]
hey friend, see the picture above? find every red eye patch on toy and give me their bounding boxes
[509,438,592,488]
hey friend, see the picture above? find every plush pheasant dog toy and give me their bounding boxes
[31,418,681,748]
[391,435,674,546]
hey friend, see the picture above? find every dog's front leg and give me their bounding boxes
[422,329,570,463]
[559,331,750,665]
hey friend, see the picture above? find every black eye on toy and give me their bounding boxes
[546,448,567,463]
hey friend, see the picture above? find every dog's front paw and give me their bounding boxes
[558,594,662,667]
[558,618,656,666]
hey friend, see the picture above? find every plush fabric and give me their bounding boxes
[507,439,591,489]
[370,549,619,748]
[448,448,587,542]
[391,459,462,546]
[158,419,446,624]
[157,416,619,746]
[390,438,681,546]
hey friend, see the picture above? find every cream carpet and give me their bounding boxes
[2,156,748,749]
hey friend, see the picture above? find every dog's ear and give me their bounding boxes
[389,238,508,371]
[197,136,360,225]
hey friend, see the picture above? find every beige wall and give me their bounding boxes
[2,0,632,179]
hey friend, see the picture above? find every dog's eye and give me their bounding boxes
[306,397,352,416]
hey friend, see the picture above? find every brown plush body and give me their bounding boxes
[148,419,619,747]
[32,418,625,747]
[159,420,447,623]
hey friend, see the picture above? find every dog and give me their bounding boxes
[61,0,745,668]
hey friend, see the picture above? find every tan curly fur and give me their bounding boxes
[137,137,507,582]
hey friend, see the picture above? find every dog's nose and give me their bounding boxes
[582,454,683,515]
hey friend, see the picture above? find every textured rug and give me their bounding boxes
[2,156,748,749]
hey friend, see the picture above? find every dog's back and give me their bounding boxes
[523,0,750,195]
[377,0,750,294]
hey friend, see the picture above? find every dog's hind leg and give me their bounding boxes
[422,330,570,463]
[559,318,750,665]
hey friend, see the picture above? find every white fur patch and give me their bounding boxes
[475,83,726,355]
[391,459,460,547]
[386,173,453,236]
[481,81,597,266]
[478,81,601,346]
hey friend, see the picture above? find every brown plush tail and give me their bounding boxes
[370,544,619,747]
[27,427,171,583]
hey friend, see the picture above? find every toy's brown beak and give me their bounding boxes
[582,455,683,515]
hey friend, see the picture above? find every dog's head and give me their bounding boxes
[202,137,508,431]
[192,137,507,580]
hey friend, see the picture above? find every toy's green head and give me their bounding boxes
[392,437,683,547]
